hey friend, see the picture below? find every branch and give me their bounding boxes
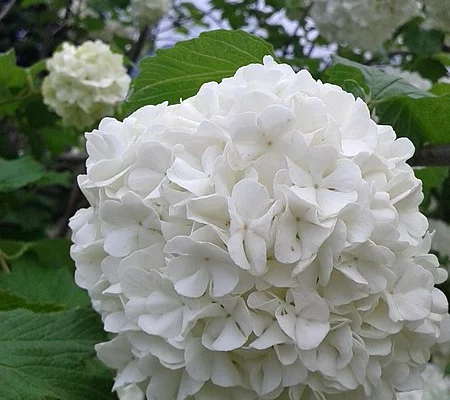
[128,25,153,68]
[0,251,11,274]
[50,164,86,238]
[411,144,450,167]
[0,0,16,22]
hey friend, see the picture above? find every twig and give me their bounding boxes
[128,25,153,68]
[0,0,16,22]
[0,251,11,274]
[57,151,88,164]
[411,144,450,167]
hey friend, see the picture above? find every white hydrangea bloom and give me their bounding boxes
[70,56,450,399]
[130,0,171,27]
[310,0,421,51]
[381,66,432,91]
[42,40,131,128]
[423,0,450,32]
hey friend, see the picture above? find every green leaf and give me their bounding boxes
[376,95,450,148]
[435,53,450,67]
[36,170,72,188]
[0,156,45,192]
[0,240,34,260]
[415,167,449,208]
[406,57,448,82]
[32,238,75,270]
[0,288,63,312]
[0,50,27,91]
[125,29,275,113]
[403,26,444,55]
[0,50,31,117]
[326,56,432,104]
[40,126,80,156]
[0,308,116,400]
[430,83,450,96]
[0,250,90,309]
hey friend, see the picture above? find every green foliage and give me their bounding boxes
[403,25,444,56]
[0,308,116,400]
[0,288,63,312]
[0,250,90,309]
[415,167,449,209]
[326,56,432,103]
[0,236,115,399]
[0,156,45,192]
[0,50,31,117]
[325,57,450,149]
[377,95,450,148]
[125,30,276,113]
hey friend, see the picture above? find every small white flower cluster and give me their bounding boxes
[130,0,171,27]
[70,56,450,400]
[422,0,450,32]
[310,0,421,50]
[42,40,131,128]
[381,66,432,91]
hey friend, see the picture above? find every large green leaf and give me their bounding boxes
[0,308,116,400]
[0,288,63,312]
[125,29,275,113]
[326,56,433,104]
[0,241,90,309]
[377,95,450,148]
[0,156,45,192]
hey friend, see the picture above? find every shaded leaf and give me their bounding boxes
[327,56,432,103]
[0,288,63,312]
[0,250,90,309]
[376,95,450,148]
[0,156,45,192]
[0,308,116,400]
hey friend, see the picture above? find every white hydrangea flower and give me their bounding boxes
[70,55,450,399]
[381,66,432,91]
[423,0,450,32]
[310,0,421,51]
[42,40,131,128]
[130,0,171,27]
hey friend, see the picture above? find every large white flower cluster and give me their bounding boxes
[42,40,131,128]
[70,56,450,400]
[310,0,421,51]
[130,0,171,27]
